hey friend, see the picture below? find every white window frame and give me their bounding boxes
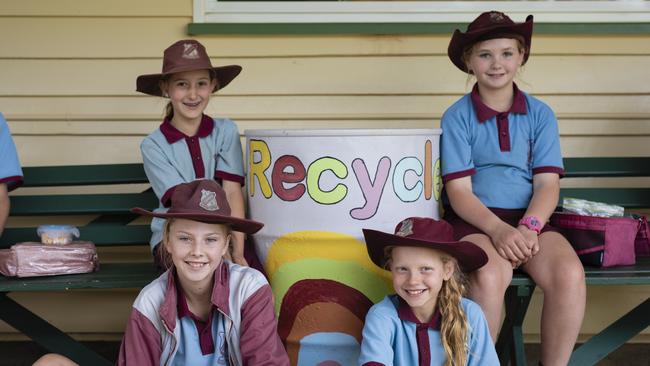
[194,0,650,24]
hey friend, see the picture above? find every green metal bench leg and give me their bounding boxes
[568,297,650,366]
[496,284,535,366]
[0,292,113,366]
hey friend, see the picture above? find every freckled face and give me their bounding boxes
[164,219,230,290]
[390,246,453,323]
[466,38,525,92]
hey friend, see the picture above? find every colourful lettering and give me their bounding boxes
[249,139,272,198]
[350,157,391,220]
[307,157,348,205]
[393,157,423,203]
[272,155,306,201]
[424,140,432,200]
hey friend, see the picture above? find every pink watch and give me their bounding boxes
[518,216,542,234]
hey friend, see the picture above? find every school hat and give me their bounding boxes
[136,39,242,97]
[131,180,263,234]
[363,217,488,272]
[448,11,534,73]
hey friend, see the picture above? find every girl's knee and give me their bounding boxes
[540,259,585,293]
[471,262,512,293]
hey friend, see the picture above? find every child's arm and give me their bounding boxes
[117,309,162,366]
[446,176,532,265]
[0,183,8,236]
[517,172,561,256]
[222,180,247,266]
[239,284,290,365]
[141,139,187,206]
[359,307,394,366]
[466,301,499,366]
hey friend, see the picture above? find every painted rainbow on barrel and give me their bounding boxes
[265,231,392,366]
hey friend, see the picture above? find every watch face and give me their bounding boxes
[530,217,540,227]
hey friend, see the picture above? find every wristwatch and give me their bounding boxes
[518,216,542,234]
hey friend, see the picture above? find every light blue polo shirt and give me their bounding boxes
[0,113,23,191]
[173,315,228,366]
[141,115,244,250]
[440,84,564,209]
[359,295,498,366]
[173,286,229,366]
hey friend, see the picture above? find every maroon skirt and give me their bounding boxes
[443,206,560,241]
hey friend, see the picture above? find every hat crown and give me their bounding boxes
[467,11,515,32]
[394,217,455,243]
[169,180,232,217]
[161,39,213,75]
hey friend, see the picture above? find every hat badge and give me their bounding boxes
[396,219,414,237]
[199,189,219,211]
[182,43,200,59]
[490,12,505,23]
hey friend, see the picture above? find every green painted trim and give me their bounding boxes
[188,22,650,35]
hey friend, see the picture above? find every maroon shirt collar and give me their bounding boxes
[397,296,442,330]
[160,114,214,144]
[470,83,527,123]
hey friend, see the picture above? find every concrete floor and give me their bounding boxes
[0,341,648,366]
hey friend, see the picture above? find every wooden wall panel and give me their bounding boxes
[2,56,649,95]
[2,95,650,121]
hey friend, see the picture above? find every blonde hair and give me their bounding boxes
[159,218,176,270]
[385,247,469,366]
[438,256,469,366]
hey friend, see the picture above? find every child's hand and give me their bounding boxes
[490,222,533,263]
[517,225,539,257]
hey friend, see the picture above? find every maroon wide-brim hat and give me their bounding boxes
[363,217,488,272]
[448,11,534,73]
[136,39,242,97]
[131,179,263,234]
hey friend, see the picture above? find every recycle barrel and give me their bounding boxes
[246,129,442,365]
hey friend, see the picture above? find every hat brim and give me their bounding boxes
[131,207,263,234]
[448,14,533,73]
[362,229,488,272]
[136,65,242,97]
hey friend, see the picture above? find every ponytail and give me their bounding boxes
[438,257,469,366]
[164,101,174,120]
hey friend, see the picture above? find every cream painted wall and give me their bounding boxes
[1,0,649,342]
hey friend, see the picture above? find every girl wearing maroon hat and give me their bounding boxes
[440,11,585,365]
[359,217,497,366]
[136,39,251,268]
[33,180,289,366]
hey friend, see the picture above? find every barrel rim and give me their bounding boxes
[244,128,442,137]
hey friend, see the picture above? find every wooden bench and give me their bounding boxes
[496,157,650,366]
[3,159,649,365]
[0,164,159,365]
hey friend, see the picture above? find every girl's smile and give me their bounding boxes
[164,219,230,291]
[161,69,217,129]
[467,38,524,92]
[390,246,453,323]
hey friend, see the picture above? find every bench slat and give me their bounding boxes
[511,258,650,286]
[0,263,158,292]
[564,157,650,178]
[9,192,158,216]
[21,164,149,187]
[0,225,152,248]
